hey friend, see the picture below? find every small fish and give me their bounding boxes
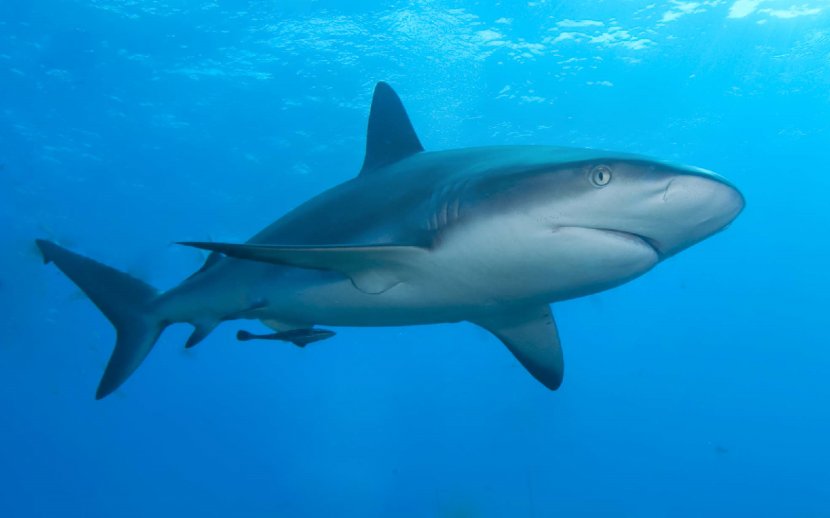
[236,328,336,348]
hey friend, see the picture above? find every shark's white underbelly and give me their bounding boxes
[263,217,659,327]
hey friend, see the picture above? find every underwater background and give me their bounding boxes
[2,0,829,516]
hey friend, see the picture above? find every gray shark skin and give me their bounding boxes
[36,82,745,399]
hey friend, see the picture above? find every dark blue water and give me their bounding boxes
[2,1,829,516]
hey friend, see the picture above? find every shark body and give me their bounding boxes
[37,83,744,399]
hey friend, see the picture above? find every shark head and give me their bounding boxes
[461,148,745,299]
[533,157,746,260]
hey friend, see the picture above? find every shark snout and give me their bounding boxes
[655,173,744,257]
[664,173,745,222]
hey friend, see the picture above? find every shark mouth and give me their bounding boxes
[595,229,664,258]
[556,226,664,259]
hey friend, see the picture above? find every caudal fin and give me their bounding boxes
[36,239,165,399]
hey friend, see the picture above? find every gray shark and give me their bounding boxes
[37,82,744,399]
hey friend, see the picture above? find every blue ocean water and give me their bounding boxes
[2,0,829,516]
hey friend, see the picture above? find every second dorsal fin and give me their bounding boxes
[359,82,424,175]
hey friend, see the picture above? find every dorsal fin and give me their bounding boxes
[360,82,424,175]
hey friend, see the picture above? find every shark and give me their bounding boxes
[36,82,745,399]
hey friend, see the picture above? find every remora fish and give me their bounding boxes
[37,82,744,399]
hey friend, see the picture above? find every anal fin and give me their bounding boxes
[473,305,564,390]
[185,320,218,349]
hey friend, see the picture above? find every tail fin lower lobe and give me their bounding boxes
[36,239,166,399]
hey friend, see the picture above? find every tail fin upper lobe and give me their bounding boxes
[36,239,166,399]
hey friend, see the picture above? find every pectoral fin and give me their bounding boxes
[473,305,564,390]
[178,242,428,294]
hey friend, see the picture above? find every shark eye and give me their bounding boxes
[590,165,612,187]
